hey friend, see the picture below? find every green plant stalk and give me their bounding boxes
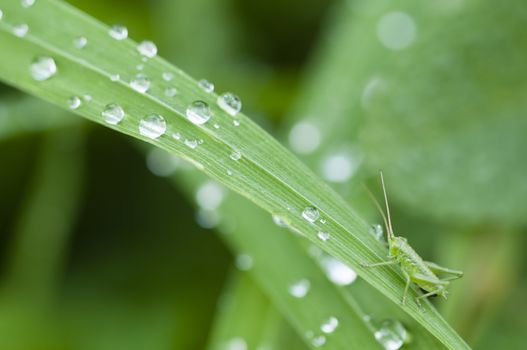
[0,1,469,349]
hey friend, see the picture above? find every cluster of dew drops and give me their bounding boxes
[17,2,242,167]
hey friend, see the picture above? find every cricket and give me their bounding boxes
[361,172,463,306]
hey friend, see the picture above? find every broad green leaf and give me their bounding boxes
[0,1,469,349]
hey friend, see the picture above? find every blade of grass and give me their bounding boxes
[0,1,469,349]
[207,271,308,350]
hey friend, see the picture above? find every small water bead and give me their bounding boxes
[136,63,144,71]
[13,23,29,37]
[289,279,310,298]
[184,139,198,149]
[302,206,320,223]
[377,12,417,50]
[30,56,57,81]
[317,231,330,242]
[137,40,157,58]
[73,36,87,49]
[369,224,384,241]
[235,254,253,271]
[198,79,214,93]
[186,101,211,125]
[164,87,177,97]
[110,74,120,82]
[312,336,326,347]
[67,96,81,110]
[320,218,327,224]
[320,256,357,286]
[226,337,247,350]
[272,214,288,227]
[233,119,240,127]
[0,9,3,20]
[139,114,166,139]
[171,132,181,140]
[213,123,220,129]
[217,92,242,116]
[101,103,124,125]
[21,0,36,8]
[162,72,173,81]
[83,94,92,102]
[374,319,411,350]
[226,169,233,176]
[109,24,128,40]
[130,74,150,93]
[321,316,339,334]
[230,150,242,161]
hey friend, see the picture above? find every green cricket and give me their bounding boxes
[361,172,463,306]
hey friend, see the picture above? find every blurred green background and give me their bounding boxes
[1,0,526,349]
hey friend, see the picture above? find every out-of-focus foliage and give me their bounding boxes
[0,0,526,349]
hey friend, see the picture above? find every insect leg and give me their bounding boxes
[401,270,411,306]
[360,259,398,268]
[424,261,463,280]
[416,288,444,300]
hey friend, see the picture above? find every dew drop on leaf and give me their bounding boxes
[73,36,87,49]
[198,79,214,93]
[137,40,157,58]
[67,96,81,110]
[302,206,319,223]
[369,224,384,241]
[320,256,357,286]
[184,139,198,149]
[321,316,339,334]
[139,114,166,139]
[289,279,310,298]
[30,56,57,81]
[312,335,326,347]
[13,23,29,37]
[374,319,411,350]
[162,72,173,81]
[217,92,242,116]
[21,0,36,8]
[101,103,124,125]
[230,150,242,161]
[164,87,177,97]
[130,73,150,93]
[186,101,211,125]
[108,24,127,40]
[317,231,330,242]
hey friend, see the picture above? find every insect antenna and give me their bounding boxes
[363,184,392,241]
[379,171,394,239]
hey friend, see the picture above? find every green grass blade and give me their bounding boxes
[0,1,468,349]
[207,271,308,350]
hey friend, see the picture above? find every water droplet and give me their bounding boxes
[369,224,384,241]
[320,256,357,286]
[30,56,57,81]
[67,96,81,110]
[317,231,330,242]
[109,24,128,40]
[226,337,247,350]
[130,74,150,93]
[21,0,36,8]
[217,92,242,116]
[186,101,211,125]
[302,207,319,223]
[136,63,144,71]
[162,72,173,81]
[83,94,92,102]
[233,119,240,126]
[198,79,214,93]
[0,9,3,20]
[171,132,181,140]
[321,316,339,334]
[195,209,220,229]
[213,123,220,129]
[226,169,233,176]
[184,139,198,149]
[321,152,359,183]
[13,23,28,37]
[289,121,321,154]
[110,74,120,82]
[312,335,326,347]
[101,103,124,125]
[272,214,288,227]
[137,40,157,58]
[146,148,181,177]
[73,36,87,49]
[230,150,242,161]
[139,114,166,139]
[320,219,327,224]
[374,319,411,350]
[164,87,177,97]
[235,254,253,271]
[377,12,416,50]
[289,279,310,298]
